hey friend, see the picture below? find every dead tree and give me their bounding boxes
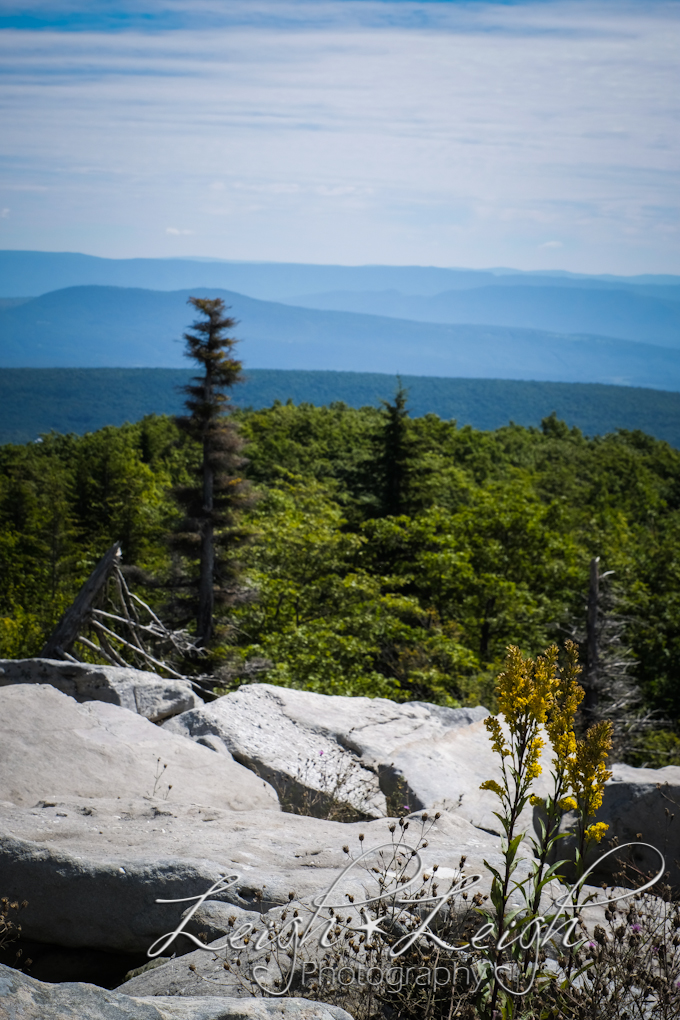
[40,542,218,695]
[41,541,122,660]
[571,556,649,758]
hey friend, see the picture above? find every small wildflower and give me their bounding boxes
[569,721,613,823]
[480,779,504,798]
[585,821,609,844]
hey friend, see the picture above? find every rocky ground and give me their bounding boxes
[1,658,679,1019]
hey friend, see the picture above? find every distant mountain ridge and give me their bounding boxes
[1,284,680,391]
[1,250,678,359]
[2,250,679,300]
[285,284,680,348]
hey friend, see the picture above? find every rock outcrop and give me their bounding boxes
[0,797,505,954]
[2,669,678,1015]
[163,684,506,828]
[0,658,202,723]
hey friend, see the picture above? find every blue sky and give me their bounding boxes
[0,0,679,274]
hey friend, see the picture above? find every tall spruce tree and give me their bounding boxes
[379,380,411,516]
[171,298,252,647]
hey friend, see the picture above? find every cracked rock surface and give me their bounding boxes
[164,684,503,827]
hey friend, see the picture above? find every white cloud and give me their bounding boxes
[0,208,9,218]
[165,227,194,235]
[539,241,564,249]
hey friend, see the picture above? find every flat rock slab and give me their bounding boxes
[0,658,202,722]
[0,684,278,812]
[0,963,353,1020]
[164,684,538,832]
[0,798,505,953]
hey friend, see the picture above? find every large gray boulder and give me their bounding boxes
[163,684,536,833]
[164,685,390,820]
[0,962,354,1020]
[0,683,278,811]
[592,762,680,888]
[0,658,202,723]
[0,795,505,954]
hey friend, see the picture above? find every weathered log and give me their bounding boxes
[41,541,122,658]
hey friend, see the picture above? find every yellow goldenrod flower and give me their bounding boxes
[545,641,584,788]
[480,645,561,801]
[568,720,613,821]
[483,714,510,757]
[480,779,504,798]
[585,821,609,844]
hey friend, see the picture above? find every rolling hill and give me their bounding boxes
[2,285,680,391]
[286,284,680,347]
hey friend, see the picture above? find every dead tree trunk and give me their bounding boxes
[583,555,600,723]
[41,541,122,659]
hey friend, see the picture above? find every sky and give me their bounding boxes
[0,0,679,274]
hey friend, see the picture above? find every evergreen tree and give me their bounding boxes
[379,380,411,516]
[171,298,253,647]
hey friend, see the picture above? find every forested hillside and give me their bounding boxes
[1,401,679,763]
[4,368,680,448]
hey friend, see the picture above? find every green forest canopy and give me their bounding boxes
[1,400,679,763]
[3,369,680,448]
